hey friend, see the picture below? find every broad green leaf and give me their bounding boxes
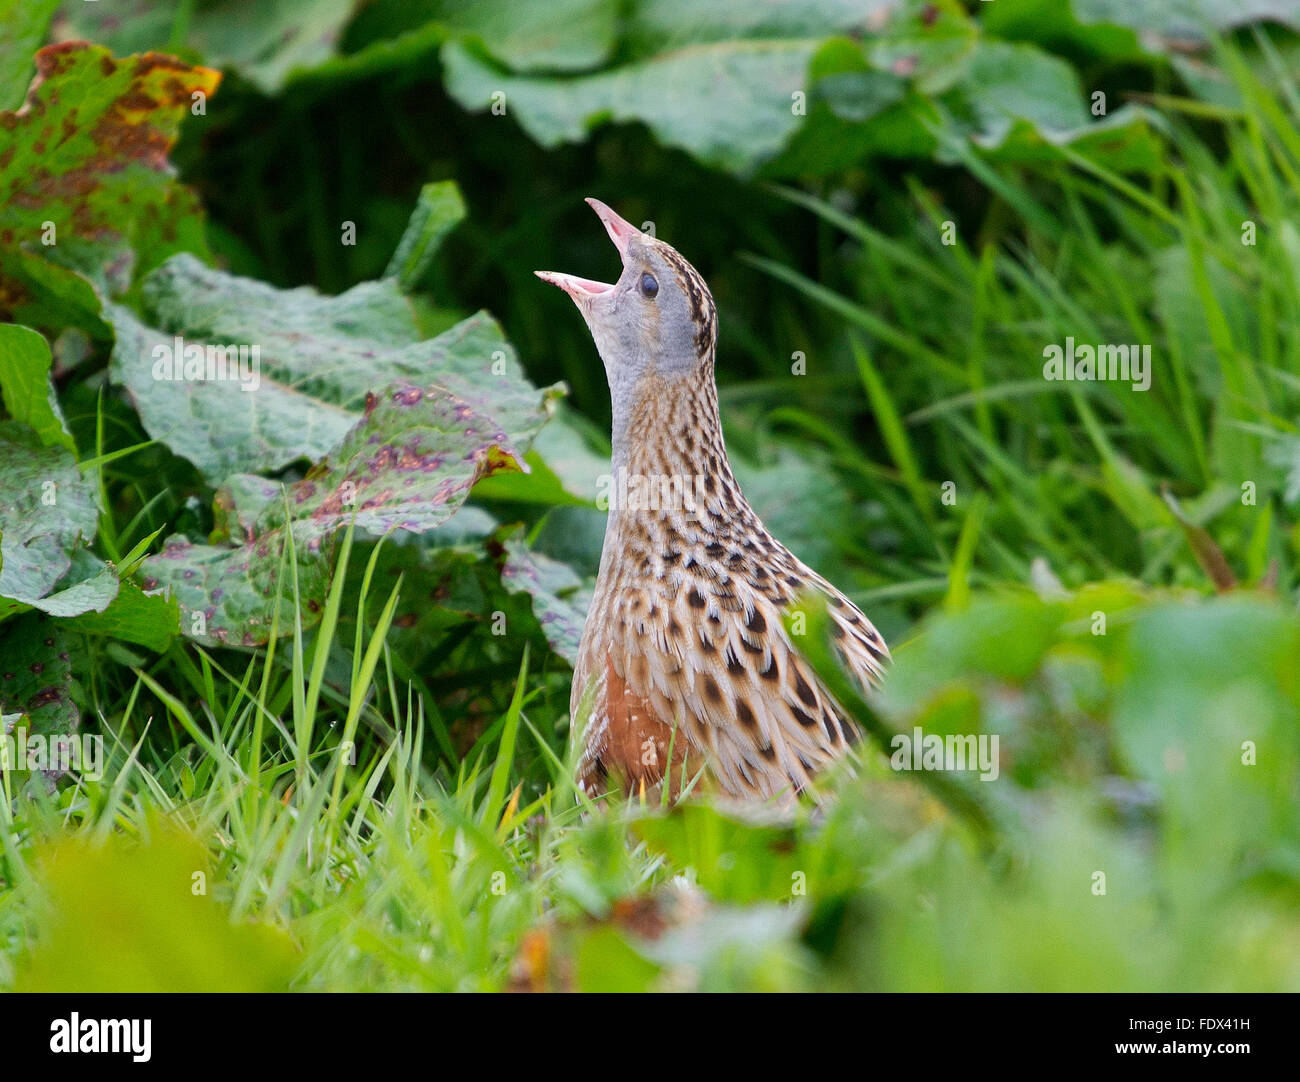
[16,830,299,991]
[943,41,1163,169]
[0,0,59,110]
[764,7,969,173]
[280,21,450,94]
[0,323,73,450]
[10,548,119,619]
[0,43,219,328]
[470,449,593,508]
[107,299,356,483]
[474,406,608,506]
[815,68,908,124]
[1073,0,1300,46]
[960,41,1098,144]
[873,594,1068,719]
[140,378,555,647]
[0,421,99,618]
[57,0,356,93]
[59,0,614,88]
[863,0,979,95]
[108,250,560,484]
[500,535,591,667]
[627,0,892,54]
[442,38,824,177]
[386,0,618,72]
[574,926,662,993]
[0,246,107,335]
[1112,599,1300,879]
[0,612,78,738]
[437,4,1162,178]
[774,18,1164,175]
[632,804,816,903]
[107,187,563,647]
[63,579,179,652]
[982,0,1147,64]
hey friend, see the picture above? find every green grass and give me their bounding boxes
[746,39,1300,607]
[3,565,1297,991]
[2,530,602,992]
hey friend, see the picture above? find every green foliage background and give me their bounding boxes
[0,0,1298,992]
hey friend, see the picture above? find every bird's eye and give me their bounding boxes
[639,272,659,299]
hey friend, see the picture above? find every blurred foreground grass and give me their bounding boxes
[3,579,1296,992]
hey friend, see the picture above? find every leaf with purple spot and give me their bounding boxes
[0,613,78,742]
[500,534,592,667]
[141,379,558,647]
[108,250,562,484]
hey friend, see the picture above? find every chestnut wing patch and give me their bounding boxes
[579,655,693,798]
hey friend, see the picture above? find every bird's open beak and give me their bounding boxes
[535,198,644,302]
[532,269,615,301]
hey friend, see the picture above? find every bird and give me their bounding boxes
[536,199,889,804]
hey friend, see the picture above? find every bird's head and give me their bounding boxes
[536,200,717,405]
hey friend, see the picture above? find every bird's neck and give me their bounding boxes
[608,359,737,509]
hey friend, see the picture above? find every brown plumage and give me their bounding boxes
[537,200,889,803]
